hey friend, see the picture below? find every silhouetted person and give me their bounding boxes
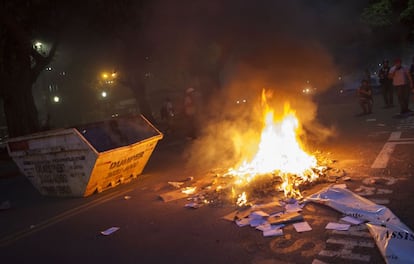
[389,58,414,115]
[357,79,373,115]
[378,59,393,108]
[183,88,197,139]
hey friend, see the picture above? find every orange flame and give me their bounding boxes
[228,89,319,199]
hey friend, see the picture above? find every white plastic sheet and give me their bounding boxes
[306,186,414,264]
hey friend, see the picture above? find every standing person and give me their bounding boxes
[388,58,414,115]
[378,59,393,108]
[183,87,197,139]
[160,97,175,134]
[357,79,373,115]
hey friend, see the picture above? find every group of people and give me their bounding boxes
[357,57,414,116]
[160,87,198,139]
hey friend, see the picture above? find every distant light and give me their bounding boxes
[101,91,107,98]
[242,99,247,103]
[53,96,60,103]
[46,67,52,71]
[34,42,43,49]
[111,72,117,78]
[102,73,108,79]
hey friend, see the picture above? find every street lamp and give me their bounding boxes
[53,95,60,103]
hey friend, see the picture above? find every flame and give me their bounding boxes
[228,89,320,199]
[236,192,248,207]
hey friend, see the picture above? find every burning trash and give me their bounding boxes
[160,89,338,207]
[225,89,327,203]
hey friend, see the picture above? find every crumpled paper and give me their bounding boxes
[306,186,414,264]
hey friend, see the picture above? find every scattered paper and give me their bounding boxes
[222,211,238,221]
[235,208,254,220]
[249,218,267,227]
[263,228,283,237]
[250,210,269,219]
[325,222,351,231]
[293,221,312,232]
[256,223,284,232]
[341,216,364,225]
[366,223,414,264]
[268,212,303,225]
[181,186,197,195]
[168,181,184,188]
[306,186,414,264]
[185,202,202,209]
[285,202,302,213]
[332,183,347,189]
[236,218,250,227]
[101,227,120,236]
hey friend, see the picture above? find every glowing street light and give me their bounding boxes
[101,91,107,98]
[34,41,43,50]
[53,95,60,103]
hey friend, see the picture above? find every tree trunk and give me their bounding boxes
[4,81,40,138]
[2,39,40,138]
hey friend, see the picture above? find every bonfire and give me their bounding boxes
[226,89,326,205]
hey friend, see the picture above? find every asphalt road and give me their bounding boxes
[1,90,414,264]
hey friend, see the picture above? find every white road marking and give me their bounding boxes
[319,238,374,262]
[331,225,372,238]
[371,141,414,168]
[388,131,402,141]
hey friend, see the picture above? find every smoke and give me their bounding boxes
[143,0,364,170]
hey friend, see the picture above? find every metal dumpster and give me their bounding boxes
[6,115,163,197]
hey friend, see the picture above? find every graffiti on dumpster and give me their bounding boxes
[104,151,145,179]
[109,151,144,169]
[19,155,87,195]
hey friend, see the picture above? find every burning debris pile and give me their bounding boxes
[160,90,345,208]
[159,151,343,208]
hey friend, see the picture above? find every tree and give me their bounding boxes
[0,1,66,137]
[361,0,414,40]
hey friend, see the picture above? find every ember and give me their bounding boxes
[227,89,325,202]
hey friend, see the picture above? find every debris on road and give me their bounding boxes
[325,222,350,231]
[101,227,120,236]
[306,186,414,264]
[168,181,185,188]
[293,221,312,232]
[340,216,364,225]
